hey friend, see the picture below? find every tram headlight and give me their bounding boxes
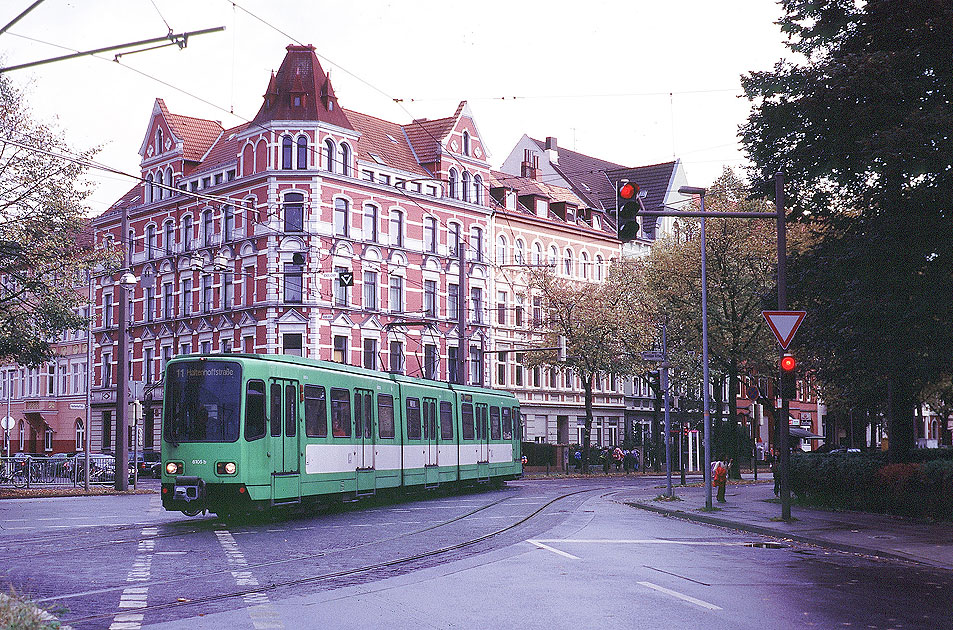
[216,461,237,475]
[165,461,183,475]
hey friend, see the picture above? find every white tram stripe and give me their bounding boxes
[215,530,285,629]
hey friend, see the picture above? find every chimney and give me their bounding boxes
[545,136,558,165]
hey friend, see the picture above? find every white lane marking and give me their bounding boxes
[215,529,285,629]
[531,539,761,546]
[108,527,158,630]
[638,581,722,611]
[526,540,580,560]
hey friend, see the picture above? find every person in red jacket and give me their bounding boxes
[714,460,729,503]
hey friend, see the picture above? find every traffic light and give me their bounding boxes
[616,180,643,241]
[779,353,796,399]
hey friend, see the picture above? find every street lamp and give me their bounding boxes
[114,270,136,491]
[678,185,713,509]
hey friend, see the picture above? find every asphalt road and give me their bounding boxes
[1,477,950,629]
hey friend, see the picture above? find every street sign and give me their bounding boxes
[762,310,806,350]
[0,416,13,431]
[338,271,354,287]
[641,351,664,362]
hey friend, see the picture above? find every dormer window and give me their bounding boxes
[156,128,163,154]
[293,96,302,107]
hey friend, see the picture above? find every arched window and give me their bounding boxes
[203,209,214,246]
[564,249,573,275]
[182,215,193,250]
[497,235,507,264]
[549,244,558,265]
[581,251,589,279]
[333,198,349,236]
[339,143,351,176]
[363,204,378,242]
[156,128,163,153]
[223,205,235,241]
[596,255,604,281]
[166,167,174,193]
[423,216,437,253]
[474,175,483,205]
[389,210,404,247]
[448,168,458,199]
[75,419,85,451]
[462,172,471,202]
[145,174,153,204]
[18,420,24,451]
[164,220,175,255]
[296,136,308,169]
[462,131,470,156]
[324,138,336,173]
[155,170,164,201]
[469,226,483,262]
[533,242,543,265]
[515,239,525,264]
[281,135,293,169]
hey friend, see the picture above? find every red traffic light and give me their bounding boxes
[618,182,639,200]
[780,354,796,372]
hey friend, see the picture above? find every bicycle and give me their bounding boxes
[0,462,28,488]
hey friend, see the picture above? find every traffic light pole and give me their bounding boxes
[776,172,792,521]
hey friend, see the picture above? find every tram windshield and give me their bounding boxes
[164,360,242,443]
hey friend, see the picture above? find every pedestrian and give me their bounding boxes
[769,449,779,496]
[573,449,582,472]
[623,449,632,475]
[713,460,728,503]
[602,448,611,475]
[633,449,640,473]
[613,446,624,471]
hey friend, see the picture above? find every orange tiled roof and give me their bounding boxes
[344,109,432,178]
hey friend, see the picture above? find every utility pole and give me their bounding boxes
[776,172,792,521]
[457,240,467,385]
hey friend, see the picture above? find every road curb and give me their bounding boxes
[626,500,942,569]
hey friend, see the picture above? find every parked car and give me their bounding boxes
[138,452,161,479]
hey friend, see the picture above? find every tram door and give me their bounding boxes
[476,403,490,479]
[354,389,375,493]
[422,398,439,485]
[269,380,301,502]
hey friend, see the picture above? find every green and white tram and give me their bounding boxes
[160,354,522,516]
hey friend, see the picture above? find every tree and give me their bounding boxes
[740,0,953,462]
[0,75,105,366]
[524,260,648,473]
[643,169,782,476]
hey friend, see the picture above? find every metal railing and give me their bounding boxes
[0,455,126,487]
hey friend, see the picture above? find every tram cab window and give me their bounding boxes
[439,401,454,440]
[305,385,327,438]
[270,384,282,437]
[378,394,395,439]
[406,398,421,440]
[461,402,475,440]
[330,388,352,437]
[502,407,513,439]
[245,380,266,440]
[490,406,501,440]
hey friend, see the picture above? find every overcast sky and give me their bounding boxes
[0,0,792,215]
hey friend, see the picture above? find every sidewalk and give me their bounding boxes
[618,475,953,571]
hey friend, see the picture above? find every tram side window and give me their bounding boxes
[490,406,501,440]
[304,385,327,438]
[439,401,454,440]
[285,384,297,436]
[461,402,475,440]
[406,397,421,440]
[330,388,352,437]
[270,383,282,437]
[378,394,395,439]
[245,380,266,440]
[423,399,436,440]
[476,404,488,440]
[502,407,513,439]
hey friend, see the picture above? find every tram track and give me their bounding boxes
[50,484,602,628]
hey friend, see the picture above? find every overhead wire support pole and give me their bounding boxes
[0,26,226,73]
[0,0,45,37]
[776,172,792,521]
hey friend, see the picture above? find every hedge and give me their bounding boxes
[789,451,953,520]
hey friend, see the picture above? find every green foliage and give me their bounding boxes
[0,589,63,629]
[521,441,557,467]
[0,74,109,367]
[789,452,953,520]
[740,1,953,459]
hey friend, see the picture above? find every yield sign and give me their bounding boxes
[762,310,806,350]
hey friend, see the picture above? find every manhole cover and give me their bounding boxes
[744,541,787,549]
